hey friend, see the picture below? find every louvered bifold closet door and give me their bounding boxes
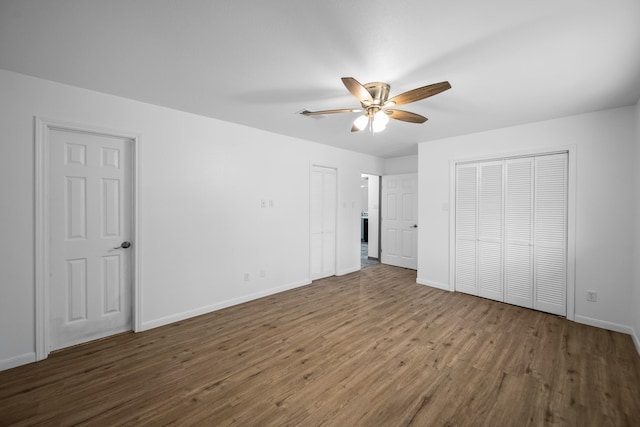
[455,164,478,296]
[477,161,504,301]
[534,153,567,316]
[504,158,534,308]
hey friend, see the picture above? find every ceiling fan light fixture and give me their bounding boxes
[375,110,389,124]
[372,110,389,133]
[353,115,369,131]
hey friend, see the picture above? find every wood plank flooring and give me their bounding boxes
[1,264,639,426]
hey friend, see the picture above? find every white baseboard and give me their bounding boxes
[140,279,311,331]
[574,315,639,355]
[0,352,36,372]
[416,278,452,291]
[574,315,635,336]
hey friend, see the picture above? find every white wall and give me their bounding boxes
[384,155,418,174]
[633,99,640,352]
[0,69,384,370]
[418,106,637,335]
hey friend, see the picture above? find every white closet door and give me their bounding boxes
[455,153,568,316]
[310,170,323,279]
[534,154,567,316]
[504,158,534,308]
[455,164,478,296]
[477,161,503,301]
[310,166,337,280]
[321,170,337,278]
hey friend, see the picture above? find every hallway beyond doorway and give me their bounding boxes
[361,242,379,268]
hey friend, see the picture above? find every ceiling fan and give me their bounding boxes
[300,77,451,133]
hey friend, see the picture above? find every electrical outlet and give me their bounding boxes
[260,200,266,208]
[260,270,266,278]
[586,291,597,302]
[243,272,250,281]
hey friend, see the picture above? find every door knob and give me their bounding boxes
[113,241,131,249]
[410,224,418,228]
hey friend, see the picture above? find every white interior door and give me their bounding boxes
[310,166,337,280]
[49,129,133,351]
[381,174,418,270]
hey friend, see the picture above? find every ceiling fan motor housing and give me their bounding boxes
[363,82,390,115]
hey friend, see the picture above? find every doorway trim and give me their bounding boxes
[35,117,142,361]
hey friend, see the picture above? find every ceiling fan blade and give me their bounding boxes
[341,77,374,104]
[386,81,451,107]
[300,108,362,116]
[386,109,428,123]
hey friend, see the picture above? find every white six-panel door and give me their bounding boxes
[381,174,418,270]
[455,153,567,316]
[49,129,133,351]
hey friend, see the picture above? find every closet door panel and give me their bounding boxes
[504,158,533,307]
[505,244,533,307]
[477,162,503,301]
[535,246,566,314]
[534,154,567,316]
[478,241,502,300]
[478,162,503,241]
[456,239,477,295]
[455,164,478,295]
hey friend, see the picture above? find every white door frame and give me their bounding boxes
[448,145,576,320]
[35,117,142,360]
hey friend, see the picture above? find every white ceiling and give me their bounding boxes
[1,0,639,158]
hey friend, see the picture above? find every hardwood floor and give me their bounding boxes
[1,264,639,426]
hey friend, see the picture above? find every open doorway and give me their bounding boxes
[361,174,380,268]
